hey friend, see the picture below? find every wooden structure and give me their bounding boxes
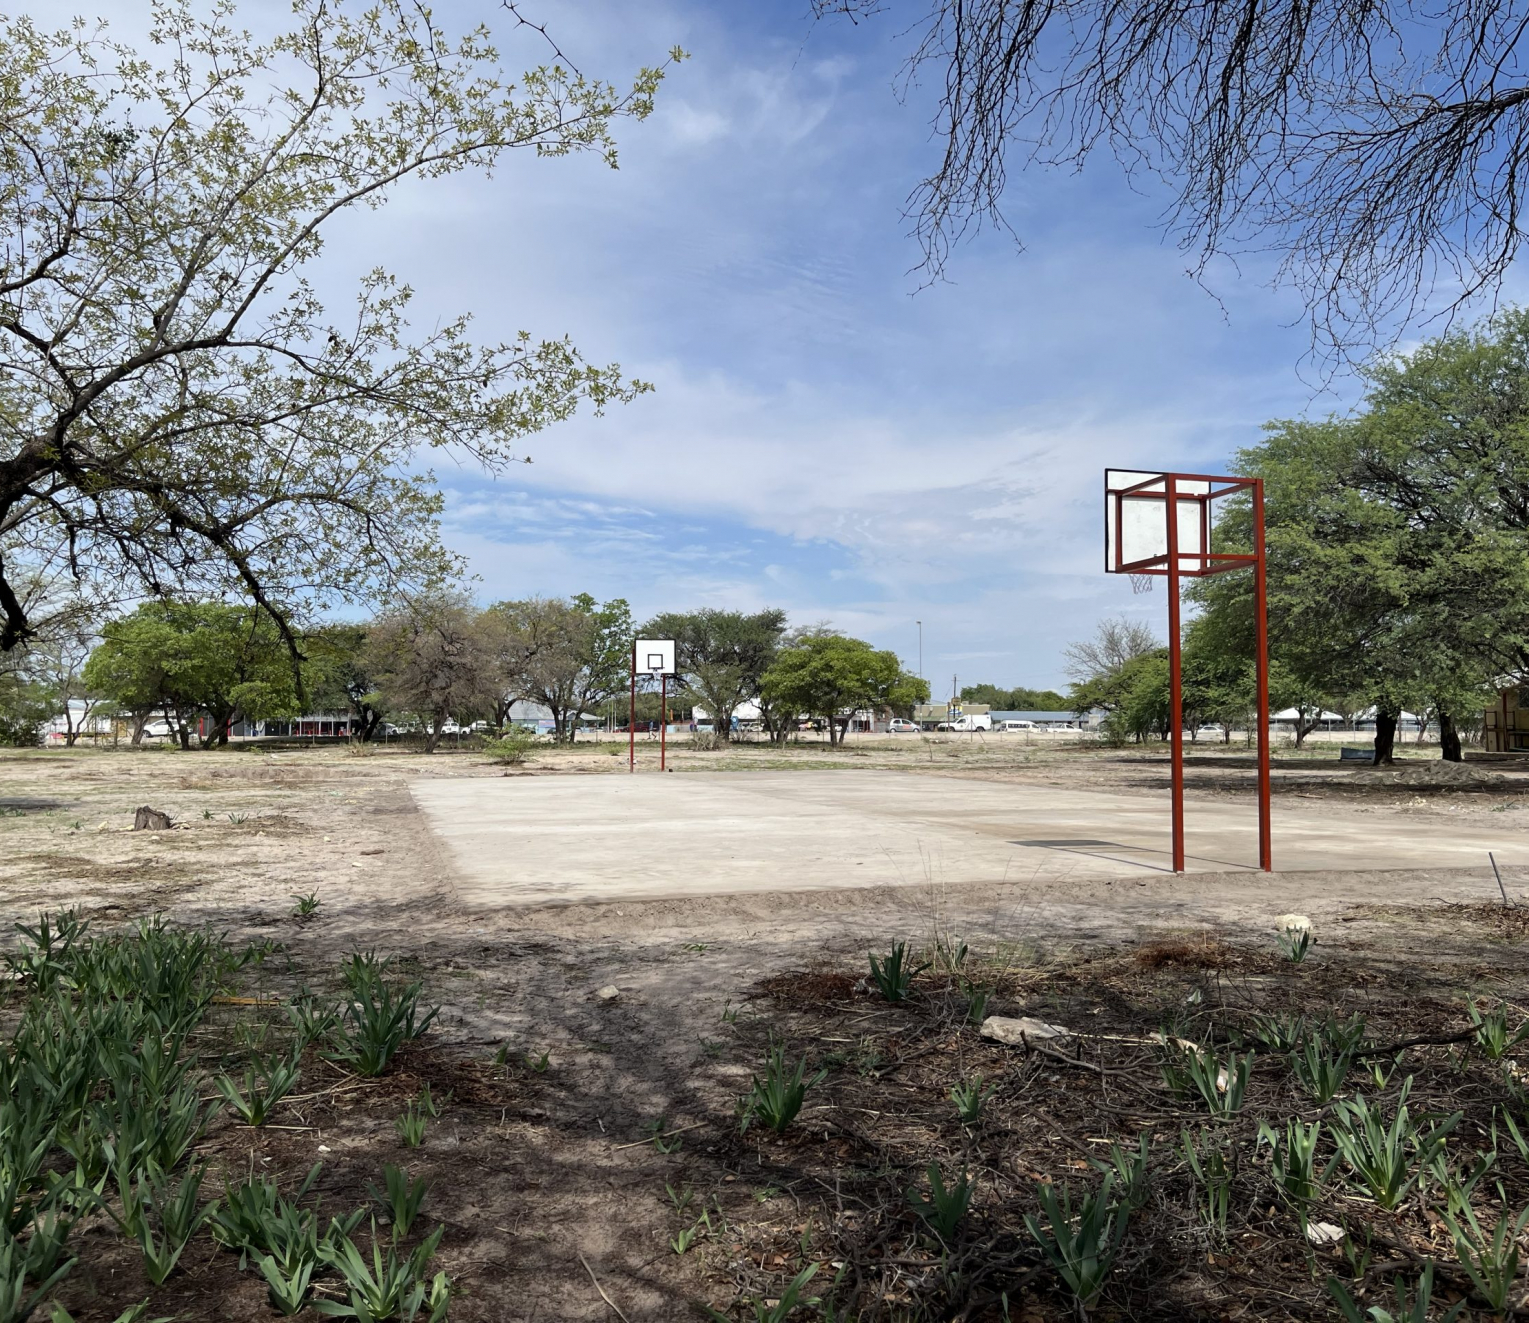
[1483,687,1529,752]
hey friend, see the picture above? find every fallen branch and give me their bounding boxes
[610,1121,707,1152]
[578,1251,632,1323]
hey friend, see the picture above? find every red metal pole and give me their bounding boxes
[1166,476,1185,873]
[1253,479,1273,871]
[660,673,667,771]
[628,644,636,774]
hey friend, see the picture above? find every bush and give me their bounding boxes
[0,678,50,747]
[1098,711,1132,747]
[482,727,536,765]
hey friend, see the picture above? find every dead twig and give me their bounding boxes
[577,1251,631,1323]
[610,1121,707,1152]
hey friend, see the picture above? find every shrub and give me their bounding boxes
[482,728,536,765]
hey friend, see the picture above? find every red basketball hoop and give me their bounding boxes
[1104,469,1272,873]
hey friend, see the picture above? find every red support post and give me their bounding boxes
[628,644,636,774]
[1253,479,1273,871]
[1165,476,1186,873]
[660,673,667,771]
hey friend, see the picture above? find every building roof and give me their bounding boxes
[990,710,1083,722]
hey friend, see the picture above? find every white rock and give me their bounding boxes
[1306,1221,1345,1246]
[980,1015,1073,1045]
[596,984,621,1001]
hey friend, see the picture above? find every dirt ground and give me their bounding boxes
[3,737,1529,1321]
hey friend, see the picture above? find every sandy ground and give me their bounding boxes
[3,737,1529,1319]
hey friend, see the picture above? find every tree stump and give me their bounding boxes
[133,806,173,831]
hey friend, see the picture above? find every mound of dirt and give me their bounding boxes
[1347,760,1505,788]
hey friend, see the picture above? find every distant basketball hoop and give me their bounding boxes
[1104,469,1271,873]
[629,638,677,773]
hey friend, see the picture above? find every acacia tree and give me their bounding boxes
[305,623,387,742]
[0,3,675,661]
[641,608,787,740]
[1191,314,1529,761]
[364,596,498,752]
[1063,618,1160,684]
[84,601,302,747]
[760,632,928,745]
[486,595,632,742]
[817,0,1529,353]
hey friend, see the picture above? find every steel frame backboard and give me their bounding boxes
[1105,469,1256,577]
[1101,467,1272,875]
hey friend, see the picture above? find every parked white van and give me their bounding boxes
[995,719,1036,732]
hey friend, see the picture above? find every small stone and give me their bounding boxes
[1306,1221,1344,1246]
[317,1144,332,1153]
[980,1015,1073,1045]
[596,985,620,1001]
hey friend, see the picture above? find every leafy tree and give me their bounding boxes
[364,596,499,753]
[0,672,50,746]
[959,682,1069,710]
[84,602,302,748]
[1195,311,1527,761]
[0,2,675,659]
[1070,649,1168,741]
[760,632,929,745]
[485,595,633,743]
[818,0,1529,353]
[641,608,787,740]
[305,624,387,743]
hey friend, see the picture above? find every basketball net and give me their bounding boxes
[1129,572,1154,595]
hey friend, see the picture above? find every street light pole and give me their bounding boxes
[916,620,922,679]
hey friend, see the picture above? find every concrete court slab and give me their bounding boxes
[409,769,1529,908]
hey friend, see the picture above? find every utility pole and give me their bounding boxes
[916,620,922,679]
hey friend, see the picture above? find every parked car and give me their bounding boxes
[937,715,992,732]
[887,718,920,733]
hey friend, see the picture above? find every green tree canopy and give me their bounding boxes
[958,682,1069,710]
[760,633,929,745]
[84,601,302,747]
[0,2,675,659]
[641,608,787,740]
[1194,310,1528,760]
[304,624,387,743]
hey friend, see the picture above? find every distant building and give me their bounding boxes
[989,709,1097,730]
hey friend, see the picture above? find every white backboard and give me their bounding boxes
[634,638,676,677]
[1105,469,1210,573]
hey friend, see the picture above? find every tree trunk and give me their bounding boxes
[1294,708,1318,748]
[131,712,150,745]
[1439,710,1463,762]
[425,713,443,753]
[1373,710,1397,765]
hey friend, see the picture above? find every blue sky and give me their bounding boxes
[250,2,1389,687]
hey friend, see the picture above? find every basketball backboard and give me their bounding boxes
[634,639,676,677]
[1104,469,1254,577]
